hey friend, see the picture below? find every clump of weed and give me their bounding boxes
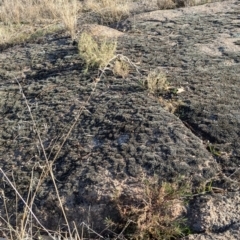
[115,177,192,240]
[113,59,130,78]
[207,144,221,157]
[159,96,184,114]
[78,32,117,72]
[144,69,169,95]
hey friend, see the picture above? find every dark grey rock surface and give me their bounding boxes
[117,1,240,238]
[0,0,239,239]
[0,33,215,234]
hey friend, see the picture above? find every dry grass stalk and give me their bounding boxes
[46,0,80,39]
[0,0,53,24]
[0,0,81,44]
[0,25,13,44]
[0,23,62,46]
[61,0,79,39]
[0,168,53,240]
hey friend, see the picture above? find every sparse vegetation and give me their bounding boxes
[0,0,81,44]
[78,32,117,72]
[144,69,169,95]
[114,176,192,240]
[158,97,183,113]
[207,144,221,157]
[113,59,130,78]
[0,0,220,45]
[56,0,80,39]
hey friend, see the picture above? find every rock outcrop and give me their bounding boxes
[0,0,239,239]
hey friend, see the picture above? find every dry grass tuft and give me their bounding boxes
[78,32,117,72]
[0,23,62,46]
[51,0,80,39]
[113,59,130,78]
[0,0,81,44]
[0,25,12,44]
[115,177,192,239]
[159,97,183,114]
[83,0,130,24]
[144,69,169,95]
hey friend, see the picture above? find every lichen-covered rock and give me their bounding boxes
[0,34,215,232]
[0,0,239,238]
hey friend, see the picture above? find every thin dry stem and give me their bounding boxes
[1,190,14,240]
[16,79,72,239]
[0,168,54,239]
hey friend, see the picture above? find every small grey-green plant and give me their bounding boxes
[207,144,221,157]
[78,32,117,72]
